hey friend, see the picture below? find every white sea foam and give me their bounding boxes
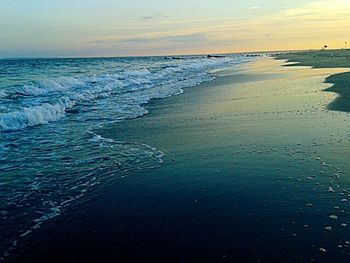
[0,56,251,131]
[0,89,7,98]
[0,104,66,131]
[0,131,165,259]
[8,77,86,97]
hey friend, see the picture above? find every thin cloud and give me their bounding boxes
[140,13,170,21]
[47,0,350,56]
[94,33,209,44]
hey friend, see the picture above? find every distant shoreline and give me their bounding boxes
[0,48,319,60]
[276,49,350,112]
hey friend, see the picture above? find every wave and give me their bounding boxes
[18,77,85,96]
[0,56,251,132]
[0,104,65,131]
[0,89,7,98]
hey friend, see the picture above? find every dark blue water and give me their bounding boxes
[0,55,253,260]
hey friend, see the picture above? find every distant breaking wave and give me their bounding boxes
[0,57,249,132]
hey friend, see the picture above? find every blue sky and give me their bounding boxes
[1,0,350,57]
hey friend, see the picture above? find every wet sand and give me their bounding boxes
[12,58,350,262]
[276,50,350,112]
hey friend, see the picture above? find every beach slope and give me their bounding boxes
[276,50,350,112]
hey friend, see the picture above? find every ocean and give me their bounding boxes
[0,54,254,260]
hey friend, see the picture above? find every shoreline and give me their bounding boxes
[276,50,350,112]
[10,57,350,262]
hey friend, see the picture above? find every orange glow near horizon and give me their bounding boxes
[1,0,350,57]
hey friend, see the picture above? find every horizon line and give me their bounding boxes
[0,48,321,60]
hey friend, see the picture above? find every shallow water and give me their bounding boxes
[0,55,254,260]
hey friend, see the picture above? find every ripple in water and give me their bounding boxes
[0,126,164,260]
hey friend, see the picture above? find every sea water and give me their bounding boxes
[0,54,253,259]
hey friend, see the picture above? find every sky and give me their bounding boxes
[1,0,350,57]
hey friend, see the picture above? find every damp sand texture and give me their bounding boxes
[276,49,350,112]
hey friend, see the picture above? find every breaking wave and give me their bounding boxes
[0,56,250,132]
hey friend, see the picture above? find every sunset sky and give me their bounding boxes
[1,0,350,57]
